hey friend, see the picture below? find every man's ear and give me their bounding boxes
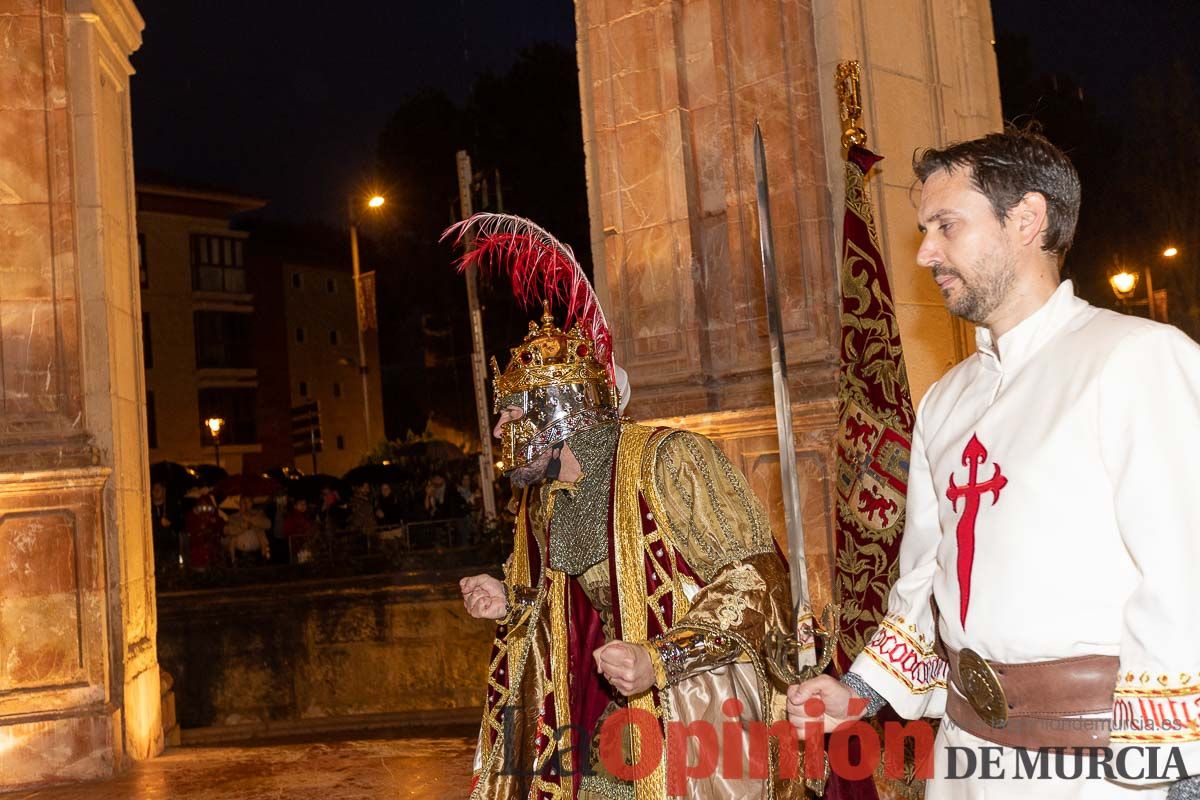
[1015,191,1049,249]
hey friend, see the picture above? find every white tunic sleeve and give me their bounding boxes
[848,395,949,719]
[1099,325,1200,780]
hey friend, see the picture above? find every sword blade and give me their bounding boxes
[753,122,814,667]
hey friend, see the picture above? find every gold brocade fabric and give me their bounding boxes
[469,424,800,800]
[651,432,776,582]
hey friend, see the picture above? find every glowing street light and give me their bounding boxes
[1163,246,1179,258]
[348,192,387,449]
[1109,270,1138,299]
[205,417,224,466]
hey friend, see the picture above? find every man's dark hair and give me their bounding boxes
[913,128,1081,259]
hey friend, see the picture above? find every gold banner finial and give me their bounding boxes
[835,61,867,156]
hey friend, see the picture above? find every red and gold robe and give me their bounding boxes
[470,423,803,800]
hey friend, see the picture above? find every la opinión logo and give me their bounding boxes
[501,697,935,792]
[499,697,1188,790]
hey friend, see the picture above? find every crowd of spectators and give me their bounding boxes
[150,459,506,584]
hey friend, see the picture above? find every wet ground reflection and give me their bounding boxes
[14,734,476,800]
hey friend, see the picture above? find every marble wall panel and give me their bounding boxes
[678,1,718,109]
[720,0,789,87]
[879,182,941,307]
[0,471,110,722]
[0,511,83,691]
[862,0,928,80]
[0,714,117,788]
[613,118,678,230]
[894,300,963,399]
[0,0,83,442]
[609,13,664,125]
[869,70,936,183]
[0,109,50,202]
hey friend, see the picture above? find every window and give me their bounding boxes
[138,232,148,288]
[291,272,302,289]
[142,312,153,369]
[299,380,308,397]
[329,329,339,345]
[190,234,246,293]
[193,311,253,368]
[146,390,157,449]
[295,327,306,343]
[336,434,345,450]
[332,382,341,398]
[326,277,336,293]
[198,387,257,445]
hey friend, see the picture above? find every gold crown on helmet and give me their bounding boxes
[491,302,616,411]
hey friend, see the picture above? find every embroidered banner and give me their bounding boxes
[832,147,916,674]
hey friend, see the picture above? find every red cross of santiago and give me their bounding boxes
[946,434,1007,628]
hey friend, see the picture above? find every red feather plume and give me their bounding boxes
[442,213,614,378]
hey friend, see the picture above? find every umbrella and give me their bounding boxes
[396,440,465,463]
[287,474,349,503]
[150,461,197,491]
[190,464,229,488]
[214,473,281,501]
[341,462,407,487]
[265,465,304,483]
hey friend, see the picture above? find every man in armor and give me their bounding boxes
[453,215,802,800]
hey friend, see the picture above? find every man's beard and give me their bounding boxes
[933,248,1016,325]
[508,448,553,489]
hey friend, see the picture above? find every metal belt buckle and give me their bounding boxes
[958,648,1008,728]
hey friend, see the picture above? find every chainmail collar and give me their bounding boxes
[543,421,620,575]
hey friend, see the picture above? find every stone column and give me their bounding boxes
[813,0,1004,398]
[574,0,1002,612]
[0,0,157,789]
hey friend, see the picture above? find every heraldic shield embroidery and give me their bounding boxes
[832,146,916,675]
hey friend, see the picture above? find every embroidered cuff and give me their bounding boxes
[501,584,538,626]
[648,628,739,687]
[640,642,668,690]
[841,671,888,717]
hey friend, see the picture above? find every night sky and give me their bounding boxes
[131,1,1196,225]
[990,0,1196,111]
[130,1,576,223]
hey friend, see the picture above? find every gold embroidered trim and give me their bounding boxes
[549,569,573,776]
[469,490,547,800]
[1110,729,1200,744]
[861,615,948,695]
[1115,684,1200,698]
[613,423,666,800]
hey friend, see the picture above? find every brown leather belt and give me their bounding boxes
[944,645,1119,750]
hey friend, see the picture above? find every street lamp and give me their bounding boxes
[1108,246,1181,322]
[205,417,224,466]
[1109,270,1138,301]
[348,193,385,452]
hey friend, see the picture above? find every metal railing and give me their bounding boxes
[155,515,507,591]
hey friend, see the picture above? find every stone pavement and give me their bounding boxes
[10,735,476,800]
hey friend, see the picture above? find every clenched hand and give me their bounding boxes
[460,574,507,620]
[593,641,655,697]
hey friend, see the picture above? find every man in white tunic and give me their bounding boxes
[787,130,1200,799]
